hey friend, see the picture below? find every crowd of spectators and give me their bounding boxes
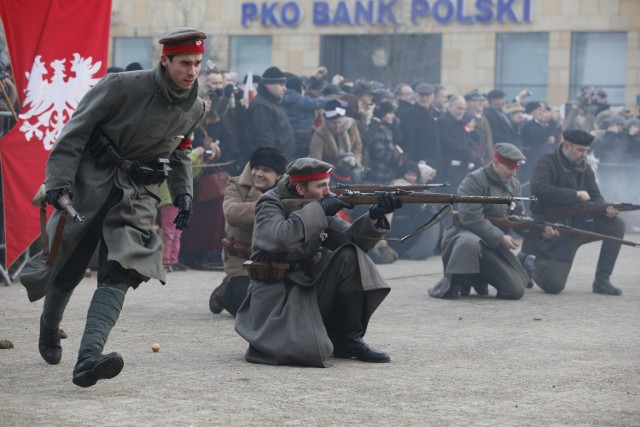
[1,59,639,269]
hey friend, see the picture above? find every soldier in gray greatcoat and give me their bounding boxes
[235,158,402,367]
[429,143,556,300]
[20,28,207,387]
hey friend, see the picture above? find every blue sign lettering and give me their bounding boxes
[281,2,302,26]
[313,1,330,25]
[333,1,353,25]
[475,0,494,23]
[456,0,473,24]
[411,0,430,24]
[260,2,280,26]
[354,1,375,25]
[432,0,454,24]
[241,0,532,27]
[378,0,399,24]
[497,0,518,23]
[241,3,259,27]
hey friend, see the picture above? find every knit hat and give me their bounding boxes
[461,111,476,125]
[249,147,288,175]
[321,84,342,96]
[260,66,287,84]
[504,102,525,115]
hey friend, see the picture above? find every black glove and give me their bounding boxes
[318,196,353,217]
[213,88,223,99]
[234,88,244,102]
[223,83,235,98]
[173,194,193,230]
[369,192,403,220]
[45,188,68,211]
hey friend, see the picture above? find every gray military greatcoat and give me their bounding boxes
[20,64,205,301]
[429,164,529,298]
[235,180,391,367]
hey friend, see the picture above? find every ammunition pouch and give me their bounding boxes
[243,261,289,282]
[86,127,172,185]
[242,255,320,281]
[222,238,252,259]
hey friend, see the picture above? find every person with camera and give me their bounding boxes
[20,27,207,387]
[235,157,402,367]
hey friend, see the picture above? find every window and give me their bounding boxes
[496,32,549,102]
[320,34,442,88]
[113,37,153,70]
[570,32,627,106]
[229,36,272,80]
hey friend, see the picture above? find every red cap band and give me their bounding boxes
[162,39,205,55]
[289,172,331,183]
[494,152,521,169]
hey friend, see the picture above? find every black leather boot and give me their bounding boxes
[72,351,124,387]
[209,276,230,314]
[443,275,462,299]
[39,315,62,365]
[332,291,390,363]
[592,248,622,296]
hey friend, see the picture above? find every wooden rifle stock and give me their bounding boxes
[485,215,640,248]
[544,203,640,222]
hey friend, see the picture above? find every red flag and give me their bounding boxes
[0,0,111,267]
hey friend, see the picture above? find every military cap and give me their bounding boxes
[159,27,206,55]
[563,129,594,146]
[494,143,526,169]
[249,147,288,175]
[415,82,435,95]
[464,90,484,101]
[286,157,334,183]
[261,66,287,85]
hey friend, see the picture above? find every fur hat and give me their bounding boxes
[563,129,595,146]
[249,147,288,175]
[373,101,395,119]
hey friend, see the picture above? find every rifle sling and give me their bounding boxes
[386,204,452,243]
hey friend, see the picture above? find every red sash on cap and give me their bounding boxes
[162,39,205,55]
[289,171,331,183]
[493,152,522,169]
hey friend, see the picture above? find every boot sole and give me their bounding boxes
[39,346,62,365]
[73,354,124,388]
[333,352,391,363]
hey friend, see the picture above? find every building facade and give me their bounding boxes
[5,0,640,109]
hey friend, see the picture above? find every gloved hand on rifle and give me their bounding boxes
[173,193,193,230]
[369,192,403,220]
[46,188,70,211]
[318,196,353,217]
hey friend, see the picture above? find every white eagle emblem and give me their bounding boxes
[19,53,102,150]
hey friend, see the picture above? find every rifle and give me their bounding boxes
[331,183,450,194]
[486,215,640,248]
[544,203,640,222]
[283,190,535,216]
